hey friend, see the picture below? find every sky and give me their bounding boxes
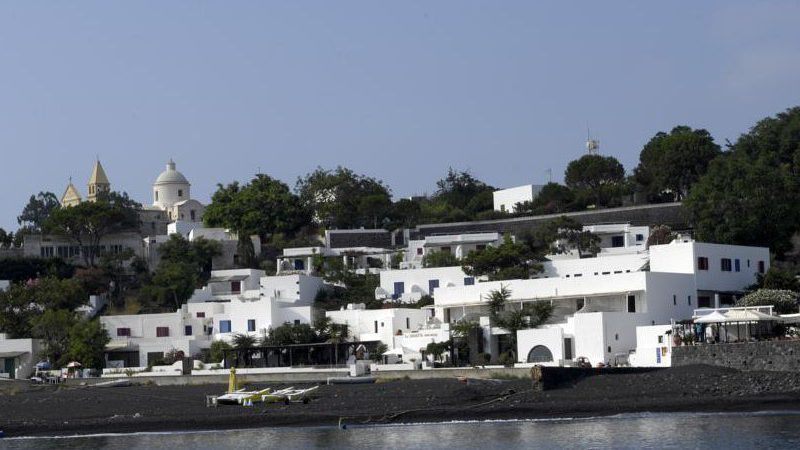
[1,1,799,231]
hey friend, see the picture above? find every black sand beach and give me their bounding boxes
[1,365,800,437]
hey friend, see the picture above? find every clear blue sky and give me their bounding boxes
[2,1,799,231]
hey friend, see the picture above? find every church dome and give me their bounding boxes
[154,159,190,186]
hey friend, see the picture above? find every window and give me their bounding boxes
[464,277,475,286]
[294,259,305,270]
[374,321,378,333]
[428,279,439,295]
[607,346,612,353]
[734,259,740,272]
[196,312,205,318]
[155,191,159,201]
[190,210,196,221]
[615,333,619,341]
[698,296,711,308]
[393,282,405,297]
[500,204,506,212]
[697,257,709,270]
[758,261,765,274]
[220,320,232,333]
[526,345,553,363]
[657,335,663,344]
[564,338,573,360]
[747,259,751,268]
[611,236,624,247]
[406,318,410,329]
[184,325,193,336]
[247,319,256,332]
[116,328,131,337]
[178,189,183,197]
[721,258,732,272]
[380,322,384,328]
[156,327,170,337]
[294,319,300,326]
[416,248,423,256]
[635,234,644,242]
[231,281,241,294]
[627,295,636,313]
[673,295,676,305]
[688,295,692,306]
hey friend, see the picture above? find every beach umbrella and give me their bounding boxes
[66,361,82,368]
[228,367,237,394]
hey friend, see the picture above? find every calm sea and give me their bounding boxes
[2,411,800,449]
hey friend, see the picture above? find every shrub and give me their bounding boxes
[736,289,799,314]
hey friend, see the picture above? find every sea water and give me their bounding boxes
[2,411,800,449]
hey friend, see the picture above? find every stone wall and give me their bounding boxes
[408,202,690,240]
[672,340,800,372]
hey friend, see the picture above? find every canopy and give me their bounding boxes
[724,309,781,322]
[66,361,82,368]
[383,348,405,356]
[694,311,728,324]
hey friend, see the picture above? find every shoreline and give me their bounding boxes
[2,365,800,438]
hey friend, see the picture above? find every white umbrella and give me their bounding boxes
[694,311,728,324]
[66,361,82,368]
[382,348,405,356]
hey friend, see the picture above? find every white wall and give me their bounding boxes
[517,327,565,365]
[493,185,542,212]
[650,241,769,293]
[379,266,472,303]
[630,325,672,367]
[0,280,9,291]
[326,307,429,347]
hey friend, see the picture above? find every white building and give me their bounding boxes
[0,335,41,379]
[404,232,503,268]
[326,304,442,362]
[100,269,324,368]
[628,325,673,367]
[377,266,476,303]
[493,184,544,213]
[149,159,205,223]
[431,238,768,367]
[277,246,394,276]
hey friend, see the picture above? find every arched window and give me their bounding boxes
[526,345,553,363]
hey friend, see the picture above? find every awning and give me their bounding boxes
[694,311,728,324]
[383,348,405,356]
[0,351,28,358]
[724,309,781,322]
[105,341,137,351]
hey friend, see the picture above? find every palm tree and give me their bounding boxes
[231,333,257,367]
[327,323,349,365]
[485,286,553,362]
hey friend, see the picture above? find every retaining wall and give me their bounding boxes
[672,340,800,372]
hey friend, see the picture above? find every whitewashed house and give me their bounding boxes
[429,239,768,367]
[0,335,41,380]
[377,266,475,303]
[493,184,544,213]
[100,269,324,368]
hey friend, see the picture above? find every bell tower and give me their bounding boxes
[87,159,111,202]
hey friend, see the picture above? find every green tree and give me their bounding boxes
[67,318,110,369]
[686,107,800,256]
[208,340,232,363]
[158,234,222,278]
[422,251,461,268]
[296,166,392,229]
[634,126,721,202]
[141,262,198,310]
[0,257,75,281]
[263,322,318,345]
[564,155,625,207]
[0,228,15,247]
[757,267,800,292]
[515,183,577,215]
[43,191,141,267]
[735,289,798,314]
[647,225,677,248]
[17,192,61,232]
[486,286,552,354]
[461,235,538,281]
[433,168,495,212]
[32,309,77,367]
[231,333,258,349]
[205,174,309,243]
